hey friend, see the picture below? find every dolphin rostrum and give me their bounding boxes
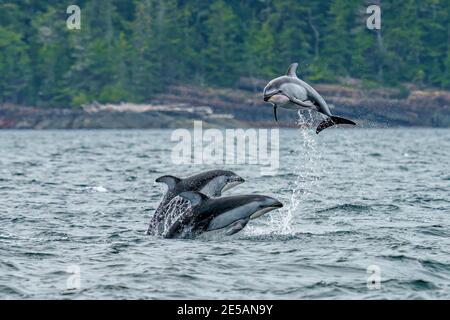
[147,170,245,235]
[263,63,356,134]
[163,191,283,238]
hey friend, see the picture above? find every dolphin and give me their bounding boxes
[147,170,245,235]
[263,63,356,134]
[163,191,283,238]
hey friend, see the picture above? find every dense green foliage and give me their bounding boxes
[0,0,449,107]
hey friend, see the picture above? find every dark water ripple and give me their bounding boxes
[0,128,449,299]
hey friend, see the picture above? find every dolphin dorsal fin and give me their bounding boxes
[155,175,181,191]
[286,63,299,78]
[179,191,209,207]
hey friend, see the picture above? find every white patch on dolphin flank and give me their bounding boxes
[221,181,241,193]
[206,201,280,232]
[250,207,276,220]
[207,203,259,231]
[200,176,227,197]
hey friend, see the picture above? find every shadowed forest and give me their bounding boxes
[1,0,449,109]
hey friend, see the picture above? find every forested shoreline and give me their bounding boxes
[0,0,449,109]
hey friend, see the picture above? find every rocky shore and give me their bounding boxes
[1,81,450,129]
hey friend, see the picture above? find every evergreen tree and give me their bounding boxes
[0,0,449,106]
[0,27,31,104]
[245,14,277,79]
[202,0,242,86]
[323,0,360,78]
[129,0,158,100]
[382,0,424,84]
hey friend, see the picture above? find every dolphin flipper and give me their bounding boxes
[316,116,356,134]
[273,105,278,121]
[290,97,316,109]
[225,218,249,236]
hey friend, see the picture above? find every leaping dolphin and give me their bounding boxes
[263,63,356,134]
[147,170,245,235]
[163,191,283,238]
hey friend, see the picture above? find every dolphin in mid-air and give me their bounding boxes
[163,191,283,238]
[147,170,245,235]
[263,63,356,134]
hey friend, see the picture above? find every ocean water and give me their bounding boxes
[0,127,449,299]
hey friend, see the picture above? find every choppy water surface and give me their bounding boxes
[0,128,449,299]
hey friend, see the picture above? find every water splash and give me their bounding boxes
[276,110,323,234]
[161,196,192,238]
[242,111,324,238]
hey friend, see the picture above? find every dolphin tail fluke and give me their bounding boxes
[316,116,356,134]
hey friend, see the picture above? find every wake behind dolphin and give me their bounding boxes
[263,63,356,134]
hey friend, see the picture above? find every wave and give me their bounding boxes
[316,204,372,213]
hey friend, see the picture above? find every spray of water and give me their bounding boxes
[280,111,322,233]
[161,197,192,237]
[246,110,323,237]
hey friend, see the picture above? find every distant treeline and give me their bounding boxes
[0,0,449,107]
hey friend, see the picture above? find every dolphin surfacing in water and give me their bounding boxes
[164,191,283,238]
[147,170,245,235]
[263,63,356,134]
